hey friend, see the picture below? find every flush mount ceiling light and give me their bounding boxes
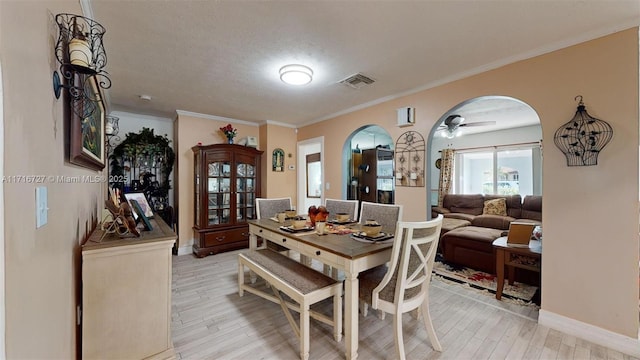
[279,64,313,85]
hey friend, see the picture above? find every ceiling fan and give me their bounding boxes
[438,114,496,139]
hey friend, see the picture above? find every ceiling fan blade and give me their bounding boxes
[459,120,497,127]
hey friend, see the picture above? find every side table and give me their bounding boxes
[492,236,541,300]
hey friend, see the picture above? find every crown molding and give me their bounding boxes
[175,110,259,127]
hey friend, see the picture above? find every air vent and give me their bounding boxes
[339,73,375,89]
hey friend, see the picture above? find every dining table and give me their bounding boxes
[247,218,394,360]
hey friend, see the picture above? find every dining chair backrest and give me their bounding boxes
[358,201,403,235]
[255,197,293,219]
[325,199,359,220]
[371,215,443,313]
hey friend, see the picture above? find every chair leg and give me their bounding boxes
[238,261,244,296]
[393,312,406,360]
[361,301,369,317]
[420,299,442,351]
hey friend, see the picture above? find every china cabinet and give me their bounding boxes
[192,144,263,257]
[360,148,394,204]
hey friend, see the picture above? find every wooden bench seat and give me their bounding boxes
[238,249,342,360]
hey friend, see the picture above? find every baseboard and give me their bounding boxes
[539,309,640,357]
[177,246,192,256]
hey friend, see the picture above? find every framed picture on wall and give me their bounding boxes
[68,74,106,171]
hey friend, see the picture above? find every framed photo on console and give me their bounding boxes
[130,199,153,231]
[124,192,154,218]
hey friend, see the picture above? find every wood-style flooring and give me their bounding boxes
[172,249,637,360]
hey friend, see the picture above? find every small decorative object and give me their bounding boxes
[219,123,237,144]
[395,131,425,187]
[554,96,613,166]
[532,225,542,242]
[272,148,285,171]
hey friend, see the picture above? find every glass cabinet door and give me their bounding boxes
[236,161,257,222]
[194,152,201,225]
[207,161,232,226]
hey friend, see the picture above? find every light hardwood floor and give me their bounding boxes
[172,249,637,360]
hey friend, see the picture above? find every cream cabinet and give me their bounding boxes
[82,217,176,359]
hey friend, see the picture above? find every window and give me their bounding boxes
[455,144,541,196]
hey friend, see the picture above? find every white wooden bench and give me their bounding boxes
[238,249,343,360]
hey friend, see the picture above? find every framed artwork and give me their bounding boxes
[130,199,153,231]
[124,192,154,218]
[272,148,284,172]
[69,74,105,170]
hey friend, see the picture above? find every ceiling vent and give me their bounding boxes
[339,73,375,89]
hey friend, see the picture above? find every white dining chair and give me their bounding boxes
[255,197,293,220]
[255,197,293,255]
[359,215,444,360]
[325,198,359,221]
[358,201,403,235]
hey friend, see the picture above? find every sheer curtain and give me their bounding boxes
[437,149,455,206]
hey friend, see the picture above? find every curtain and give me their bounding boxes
[437,149,455,206]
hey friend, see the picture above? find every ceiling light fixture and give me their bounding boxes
[279,64,313,85]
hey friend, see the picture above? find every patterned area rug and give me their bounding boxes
[432,255,539,303]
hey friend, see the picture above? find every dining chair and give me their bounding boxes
[324,198,359,221]
[255,197,293,255]
[358,201,403,235]
[359,215,444,360]
[255,197,293,220]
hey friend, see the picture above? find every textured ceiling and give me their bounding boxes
[90,0,639,127]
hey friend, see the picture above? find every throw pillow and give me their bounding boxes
[483,198,507,216]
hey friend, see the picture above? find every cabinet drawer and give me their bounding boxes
[299,243,338,266]
[203,227,249,248]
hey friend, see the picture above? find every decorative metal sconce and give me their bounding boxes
[52,13,111,118]
[394,130,425,187]
[105,115,120,152]
[554,96,613,166]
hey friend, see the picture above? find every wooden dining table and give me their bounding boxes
[247,218,394,360]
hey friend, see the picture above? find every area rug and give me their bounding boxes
[432,255,538,303]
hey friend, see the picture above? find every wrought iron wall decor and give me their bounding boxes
[394,131,425,187]
[110,128,175,212]
[52,13,111,120]
[554,96,613,166]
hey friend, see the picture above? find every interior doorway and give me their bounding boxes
[344,125,394,204]
[296,137,324,213]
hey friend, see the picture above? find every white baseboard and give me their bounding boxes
[539,309,640,357]
[177,246,192,256]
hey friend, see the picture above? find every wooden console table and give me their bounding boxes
[492,236,541,300]
[82,216,176,359]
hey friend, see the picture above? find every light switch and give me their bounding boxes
[36,186,48,228]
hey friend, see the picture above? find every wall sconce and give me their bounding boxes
[52,13,111,117]
[554,96,613,166]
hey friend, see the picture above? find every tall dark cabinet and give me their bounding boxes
[192,144,263,257]
[360,148,395,204]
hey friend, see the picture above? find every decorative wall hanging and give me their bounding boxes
[554,96,613,166]
[272,148,285,172]
[53,13,111,171]
[394,131,425,187]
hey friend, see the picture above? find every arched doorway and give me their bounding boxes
[427,96,542,208]
[343,125,394,204]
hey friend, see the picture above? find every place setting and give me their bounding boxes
[350,220,394,243]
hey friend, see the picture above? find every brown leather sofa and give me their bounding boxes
[432,194,542,276]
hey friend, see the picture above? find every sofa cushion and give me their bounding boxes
[443,213,476,222]
[483,198,507,216]
[471,214,515,230]
[484,194,522,218]
[442,194,484,215]
[521,195,542,221]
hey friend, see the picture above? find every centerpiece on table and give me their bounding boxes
[219,123,237,144]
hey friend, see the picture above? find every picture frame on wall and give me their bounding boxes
[68,73,106,171]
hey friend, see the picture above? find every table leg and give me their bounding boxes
[344,271,359,360]
[249,233,257,283]
[507,266,515,285]
[495,248,505,300]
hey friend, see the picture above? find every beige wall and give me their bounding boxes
[260,123,298,202]
[1,1,106,358]
[175,113,260,250]
[298,29,640,338]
